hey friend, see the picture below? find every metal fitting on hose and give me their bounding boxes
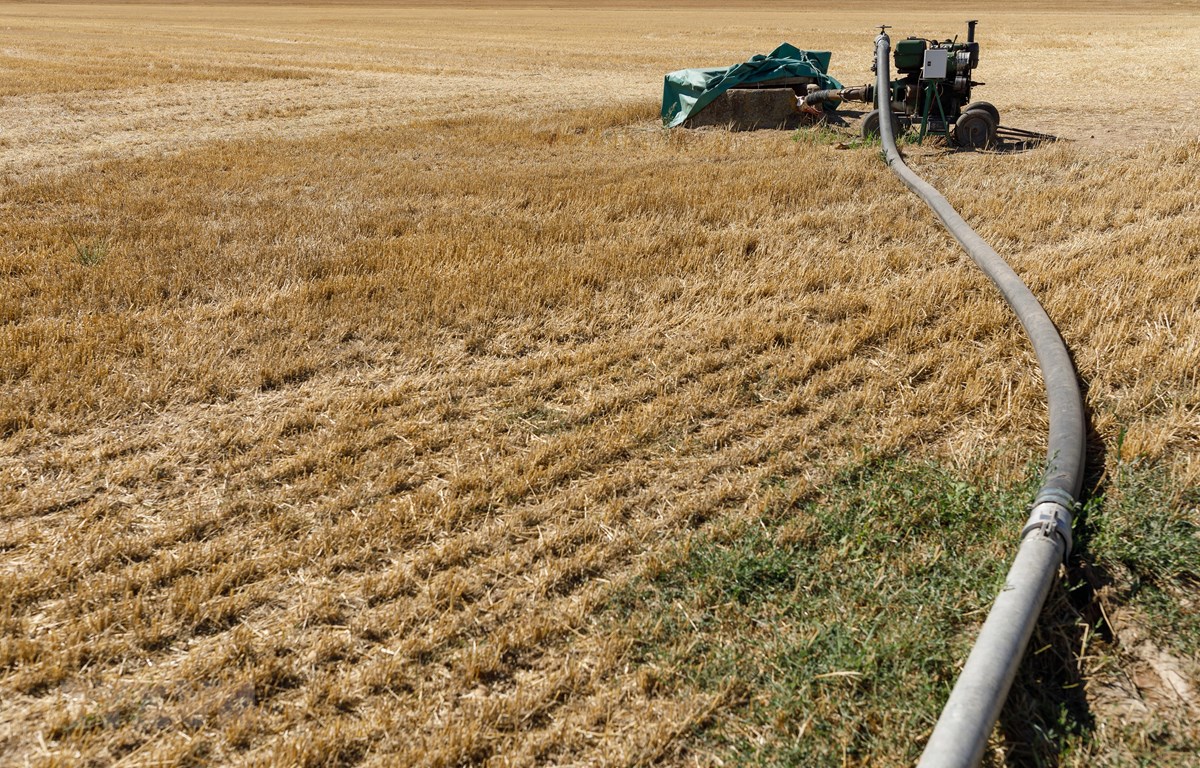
[1021,501,1074,561]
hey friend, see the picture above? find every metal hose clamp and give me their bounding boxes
[1021,499,1074,561]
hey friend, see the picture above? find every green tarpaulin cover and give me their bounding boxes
[662,43,842,127]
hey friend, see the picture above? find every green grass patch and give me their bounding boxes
[604,453,1199,766]
[1084,459,1200,658]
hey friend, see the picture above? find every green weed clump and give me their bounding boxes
[69,234,108,266]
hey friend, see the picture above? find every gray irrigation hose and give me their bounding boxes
[869,31,1086,768]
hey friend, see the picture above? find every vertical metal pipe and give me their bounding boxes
[870,31,1086,767]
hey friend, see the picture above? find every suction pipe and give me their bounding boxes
[870,31,1086,767]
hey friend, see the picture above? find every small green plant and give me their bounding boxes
[69,233,108,266]
[793,124,879,150]
[792,124,847,146]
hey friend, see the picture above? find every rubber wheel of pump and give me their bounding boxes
[954,109,997,148]
[964,100,1001,124]
[861,108,901,139]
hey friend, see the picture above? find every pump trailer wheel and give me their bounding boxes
[861,108,901,139]
[964,101,1000,124]
[954,109,997,148]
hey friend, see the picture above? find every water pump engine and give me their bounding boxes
[803,20,999,147]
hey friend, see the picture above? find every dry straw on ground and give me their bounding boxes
[1,2,1198,766]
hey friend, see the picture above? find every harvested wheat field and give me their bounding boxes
[2,1,1199,766]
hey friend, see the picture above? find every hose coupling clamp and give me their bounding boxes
[1033,487,1077,511]
[1021,501,1074,561]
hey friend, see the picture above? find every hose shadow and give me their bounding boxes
[994,578,1094,766]
[994,380,1108,766]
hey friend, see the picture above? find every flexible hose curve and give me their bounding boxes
[869,32,1086,767]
